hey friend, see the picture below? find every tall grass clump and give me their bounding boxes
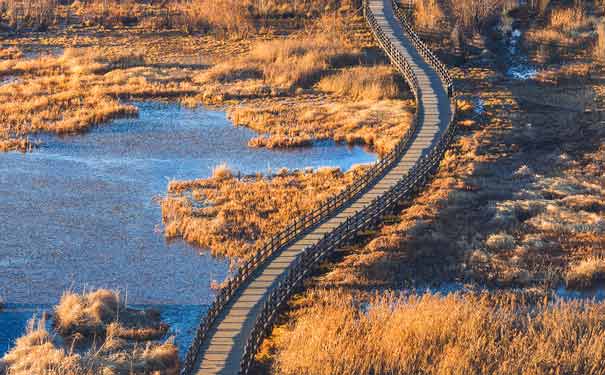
[453,0,504,32]
[167,0,254,36]
[1,0,57,31]
[2,289,178,375]
[251,34,358,89]
[274,289,605,375]
[212,163,233,180]
[197,13,360,91]
[1,317,83,375]
[414,0,444,30]
[548,6,588,32]
[54,289,168,340]
[596,21,605,61]
[566,257,605,289]
[317,66,402,100]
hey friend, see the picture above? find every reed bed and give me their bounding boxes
[316,65,403,101]
[1,8,403,154]
[0,0,356,34]
[161,165,368,258]
[195,31,361,91]
[0,45,204,151]
[272,289,605,375]
[597,22,605,61]
[1,289,178,375]
[413,0,444,30]
[525,5,598,50]
[315,65,605,290]
[229,98,414,155]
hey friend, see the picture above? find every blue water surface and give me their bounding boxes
[0,101,377,356]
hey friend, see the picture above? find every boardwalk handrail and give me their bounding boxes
[238,0,458,373]
[179,7,428,375]
[181,0,457,373]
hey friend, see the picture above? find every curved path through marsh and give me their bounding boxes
[189,0,453,373]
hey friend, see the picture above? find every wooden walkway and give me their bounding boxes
[191,0,451,373]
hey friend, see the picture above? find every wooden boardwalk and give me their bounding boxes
[190,0,452,373]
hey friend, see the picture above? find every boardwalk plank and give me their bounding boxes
[190,0,452,373]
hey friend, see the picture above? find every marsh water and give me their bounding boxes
[0,102,377,355]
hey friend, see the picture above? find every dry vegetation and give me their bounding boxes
[260,67,605,372]
[597,21,605,61]
[413,0,444,30]
[191,14,414,153]
[161,165,368,258]
[252,4,605,370]
[526,5,598,47]
[229,96,414,154]
[270,289,605,375]
[312,64,605,290]
[411,0,503,33]
[0,46,195,151]
[1,2,413,154]
[0,0,355,34]
[1,289,178,375]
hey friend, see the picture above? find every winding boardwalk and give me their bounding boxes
[192,0,452,373]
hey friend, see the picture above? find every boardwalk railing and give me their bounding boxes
[181,0,457,373]
[238,1,458,374]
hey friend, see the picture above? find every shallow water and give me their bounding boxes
[0,101,376,355]
[555,285,605,302]
[506,28,538,80]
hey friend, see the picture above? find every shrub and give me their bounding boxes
[212,163,233,180]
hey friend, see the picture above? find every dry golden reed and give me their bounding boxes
[414,0,444,30]
[161,166,368,258]
[273,289,605,375]
[1,289,178,375]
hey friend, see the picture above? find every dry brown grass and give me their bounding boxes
[229,98,414,154]
[414,0,444,30]
[54,289,168,341]
[1,0,356,35]
[272,289,605,375]
[1,8,399,154]
[196,30,360,91]
[597,22,605,61]
[0,9,402,153]
[452,0,504,32]
[316,65,402,101]
[309,64,605,290]
[1,317,83,375]
[191,13,414,154]
[165,0,254,36]
[1,0,57,31]
[2,290,178,375]
[548,7,590,32]
[525,5,597,51]
[566,257,605,289]
[161,166,368,258]
[0,45,201,151]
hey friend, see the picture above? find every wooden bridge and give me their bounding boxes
[181,0,457,374]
